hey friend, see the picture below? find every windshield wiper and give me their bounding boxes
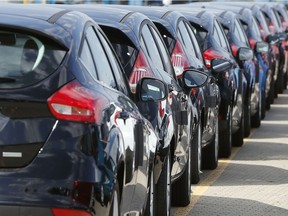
[0,77,16,83]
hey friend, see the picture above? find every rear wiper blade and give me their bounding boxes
[0,77,16,83]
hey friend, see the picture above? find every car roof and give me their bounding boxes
[0,4,91,48]
[0,3,65,21]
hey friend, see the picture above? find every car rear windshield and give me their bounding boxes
[0,30,66,89]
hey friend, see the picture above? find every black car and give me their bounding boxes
[114,6,227,182]
[270,2,288,90]
[224,2,280,108]
[229,2,285,97]
[225,5,270,119]
[192,5,262,133]
[169,6,250,154]
[0,4,172,216]
[50,4,209,213]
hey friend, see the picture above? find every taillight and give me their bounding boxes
[203,48,223,69]
[129,50,154,93]
[52,208,91,216]
[269,21,276,35]
[249,38,256,50]
[230,43,238,57]
[171,40,190,78]
[48,80,107,124]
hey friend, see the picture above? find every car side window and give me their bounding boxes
[235,19,249,46]
[215,21,231,52]
[214,20,230,52]
[96,29,129,95]
[85,26,117,89]
[212,26,222,47]
[79,39,97,80]
[178,20,197,59]
[150,26,175,77]
[141,24,165,70]
[185,22,204,62]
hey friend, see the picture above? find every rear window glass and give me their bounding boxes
[0,30,66,89]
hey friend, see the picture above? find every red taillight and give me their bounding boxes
[230,43,238,57]
[203,48,223,69]
[171,40,190,78]
[249,38,256,50]
[52,208,91,216]
[129,50,154,93]
[48,80,107,124]
[269,21,276,35]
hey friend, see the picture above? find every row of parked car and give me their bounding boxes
[0,1,286,216]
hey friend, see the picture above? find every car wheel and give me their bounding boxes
[191,120,202,184]
[110,182,120,216]
[261,89,266,119]
[155,154,171,216]
[267,77,274,110]
[219,105,232,158]
[202,116,219,169]
[270,77,275,104]
[232,108,244,147]
[145,170,155,216]
[278,67,284,94]
[251,89,261,128]
[172,146,191,207]
[244,94,251,137]
[284,72,287,90]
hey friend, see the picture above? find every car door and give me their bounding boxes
[80,25,155,214]
[140,22,191,177]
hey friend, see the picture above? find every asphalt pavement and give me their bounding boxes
[173,88,288,216]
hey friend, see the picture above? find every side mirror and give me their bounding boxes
[255,41,269,54]
[136,77,168,102]
[211,58,233,73]
[182,69,209,89]
[237,47,254,61]
[266,34,280,45]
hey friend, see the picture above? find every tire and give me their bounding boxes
[274,75,279,98]
[110,182,120,216]
[155,154,171,216]
[190,120,202,184]
[244,94,251,137]
[267,77,275,109]
[218,105,232,158]
[202,116,219,169]
[171,146,191,207]
[284,72,287,90]
[251,89,261,128]
[261,90,266,120]
[145,170,155,216]
[232,110,244,147]
[278,68,284,94]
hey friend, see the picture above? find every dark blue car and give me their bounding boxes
[0,4,172,216]
[168,6,249,155]
[49,3,211,214]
